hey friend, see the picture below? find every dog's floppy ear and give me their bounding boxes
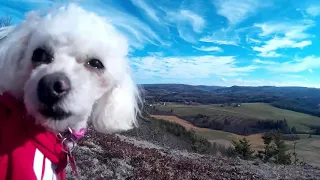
[90,74,141,133]
[0,23,34,95]
[0,11,43,95]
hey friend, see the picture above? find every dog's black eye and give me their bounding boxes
[32,48,53,65]
[87,59,104,69]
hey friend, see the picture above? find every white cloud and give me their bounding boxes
[130,0,160,22]
[213,0,269,25]
[253,58,277,65]
[148,52,164,57]
[200,28,240,46]
[246,35,262,44]
[85,1,169,49]
[165,9,205,43]
[252,20,314,57]
[192,46,223,52]
[132,55,257,79]
[88,1,206,45]
[179,10,205,33]
[252,56,320,74]
[213,78,320,88]
[176,26,196,42]
[254,20,314,39]
[306,5,320,17]
[279,74,303,79]
[257,51,281,58]
[200,38,238,46]
[267,55,320,73]
[253,38,312,57]
[220,77,227,82]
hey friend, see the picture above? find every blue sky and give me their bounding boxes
[1,0,320,87]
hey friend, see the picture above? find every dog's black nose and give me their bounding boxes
[37,72,71,106]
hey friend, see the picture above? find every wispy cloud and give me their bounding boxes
[81,1,170,49]
[213,0,269,26]
[214,78,320,88]
[306,5,320,17]
[220,77,227,82]
[178,10,205,33]
[129,1,205,43]
[200,28,240,46]
[130,0,160,22]
[266,56,320,73]
[279,74,304,79]
[200,38,238,46]
[246,35,262,44]
[165,9,205,42]
[254,20,314,38]
[253,58,277,65]
[147,52,164,57]
[132,55,257,79]
[253,38,311,57]
[252,20,314,57]
[253,55,320,74]
[5,0,320,87]
[192,46,223,52]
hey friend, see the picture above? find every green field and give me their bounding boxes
[198,131,320,166]
[155,103,320,132]
[287,134,320,166]
[198,130,320,165]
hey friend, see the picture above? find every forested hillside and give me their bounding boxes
[140,84,320,117]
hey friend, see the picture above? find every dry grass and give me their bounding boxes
[151,115,235,140]
[151,115,264,148]
[151,115,209,131]
[232,134,264,149]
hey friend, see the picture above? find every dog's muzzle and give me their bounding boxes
[37,72,72,119]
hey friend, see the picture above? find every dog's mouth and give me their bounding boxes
[39,105,71,120]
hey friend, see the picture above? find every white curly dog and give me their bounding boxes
[0,3,140,179]
[0,3,140,134]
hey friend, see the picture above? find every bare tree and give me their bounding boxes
[292,139,298,165]
[0,16,12,28]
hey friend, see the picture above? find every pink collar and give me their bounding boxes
[69,127,87,141]
[58,127,87,145]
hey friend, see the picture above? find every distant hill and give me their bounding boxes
[140,84,320,117]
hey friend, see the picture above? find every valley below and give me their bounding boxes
[67,84,320,179]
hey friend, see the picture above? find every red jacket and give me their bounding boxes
[0,93,68,180]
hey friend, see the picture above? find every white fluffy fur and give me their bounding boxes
[0,3,140,134]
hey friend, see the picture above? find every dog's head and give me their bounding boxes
[0,4,140,133]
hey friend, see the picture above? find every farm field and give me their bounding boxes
[151,115,264,149]
[291,134,320,166]
[152,114,320,166]
[151,115,234,143]
[154,102,320,132]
